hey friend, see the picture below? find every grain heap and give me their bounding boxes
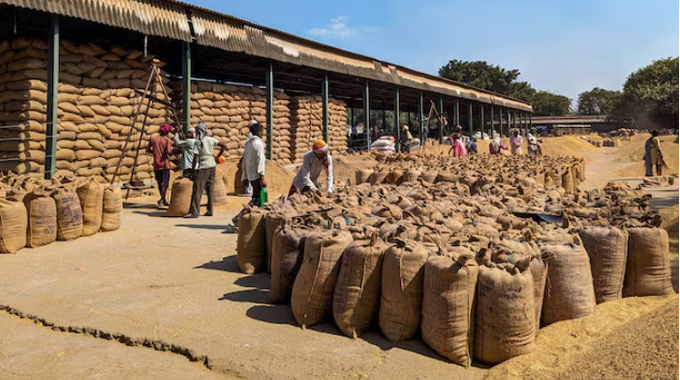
[290,96,348,161]
[235,152,672,367]
[172,81,293,164]
[0,36,174,183]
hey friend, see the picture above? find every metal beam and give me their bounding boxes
[455,99,460,127]
[480,105,485,137]
[182,41,192,133]
[394,88,400,152]
[363,81,370,149]
[490,106,495,137]
[44,14,59,180]
[506,109,511,137]
[266,61,274,159]
[322,73,329,143]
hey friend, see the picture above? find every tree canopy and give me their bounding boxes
[531,91,572,116]
[438,60,535,103]
[576,87,621,115]
[615,57,678,128]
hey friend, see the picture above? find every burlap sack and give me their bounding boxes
[165,177,192,217]
[0,197,28,253]
[420,170,438,184]
[291,229,353,328]
[213,172,228,207]
[474,261,535,365]
[579,227,628,303]
[528,256,548,332]
[24,188,57,247]
[623,228,673,297]
[269,223,314,304]
[51,187,83,240]
[379,239,429,343]
[236,207,268,274]
[333,233,387,338]
[541,244,596,326]
[101,185,122,232]
[77,177,104,236]
[265,211,294,274]
[355,168,373,185]
[421,254,478,367]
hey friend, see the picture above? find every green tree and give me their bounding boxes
[615,57,679,128]
[531,91,572,116]
[576,87,621,115]
[438,60,535,102]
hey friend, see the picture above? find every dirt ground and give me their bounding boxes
[0,136,677,379]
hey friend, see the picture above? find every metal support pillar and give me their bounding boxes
[322,73,329,144]
[506,109,511,137]
[418,92,424,139]
[181,41,192,133]
[468,103,473,137]
[44,14,59,180]
[480,105,485,138]
[529,113,532,129]
[266,61,274,159]
[363,81,370,149]
[394,88,401,152]
[490,106,495,137]
[438,97,444,142]
[454,99,460,128]
[382,100,386,133]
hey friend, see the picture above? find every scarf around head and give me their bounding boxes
[492,137,501,151]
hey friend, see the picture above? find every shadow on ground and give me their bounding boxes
[194,256,241,273]
[132,210,167,218]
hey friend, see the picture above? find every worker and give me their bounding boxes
[527,129,539,155]
[644,130,665,176]
[400,125,413,153]
[466,136,478,155]
[185,122,227,218]
[147,123,173,208]
[448,134,467,157]
[232,122,266,228]
[510,129,523,155]
[489,135,508,156]
[173,126,197,178]
[289,139,334,196]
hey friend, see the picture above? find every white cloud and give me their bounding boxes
[309,16,376,38]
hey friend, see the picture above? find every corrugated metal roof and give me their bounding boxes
[1,0,532,112]
[2,0,192,41]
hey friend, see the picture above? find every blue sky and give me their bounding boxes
[185,0,678,105]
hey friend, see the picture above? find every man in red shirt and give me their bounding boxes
[147,123,173,207]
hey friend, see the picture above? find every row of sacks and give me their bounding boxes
[237,205,672,366]
[354,154,586,194]
[0,174,122,253]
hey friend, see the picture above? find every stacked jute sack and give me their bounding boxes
[234,153,673,367]
[290,96,348,161]
[171,81,293,164]
[354,153,586,195]
[0,36,173,183]
[0,173,122,254]
[602,138,622,147]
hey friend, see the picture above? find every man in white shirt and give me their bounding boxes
[289,139,334,196]
[232,122,266,227]
[527,128,539,155]
[185,122,227,218]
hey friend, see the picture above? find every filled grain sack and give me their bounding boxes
[355,168,373,185]
[24,187,57,248]
[623,228,673,297]
[101,185,122,232]
[270,224,314,304]
[332,233,387,338]
[165,177,192,217]
[291,229,353,328]
[213,172,228,207]
[474,260,535,365]
[528,256,548,333]
[421,254,478,367]
[236,207,268,274]
[541,244,596,326]
[76,177,104,236]
[51,186,83,240]
[265,209,297,274]
[379,239,429,343]
[579,227,628,303]
[0,197,28,253]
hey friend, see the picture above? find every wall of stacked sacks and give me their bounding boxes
[0,36,174,183]
[236,153,673,367]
